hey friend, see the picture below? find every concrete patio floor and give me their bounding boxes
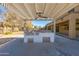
[0,35,79,56]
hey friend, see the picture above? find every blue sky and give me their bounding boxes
[32,20,52,27]
[0,5,7,22]
[0,5,7,14]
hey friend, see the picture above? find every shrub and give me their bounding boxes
[4,32,12,35]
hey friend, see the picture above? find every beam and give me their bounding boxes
[12,3,31,19]
[52,4,68,18]
[24,3,36,19]
[43,3,56,17]
[6,4,26,19]
[54,4,79,19]
[35,3,46,13]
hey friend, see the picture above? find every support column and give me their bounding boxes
[24,19,26,31]
[46,26,48,30]
[59,24,61,33]
[69,13,76,39]
[51,25,53,32]
[54,20,56,35]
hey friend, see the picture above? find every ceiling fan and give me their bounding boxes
[35,12,48,20]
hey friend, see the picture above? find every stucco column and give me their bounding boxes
[69,13,76,39]
[46,26,48,30]
[59,24,61,33]
[51,25,53,31]
[54,20,56,34]
[23,19,26,32]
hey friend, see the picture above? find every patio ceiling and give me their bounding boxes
[5,3,79,20]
